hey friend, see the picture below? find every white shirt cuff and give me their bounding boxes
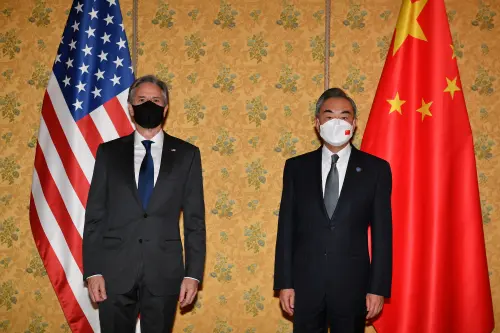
[87,274,199,283]
[184,277,200,282]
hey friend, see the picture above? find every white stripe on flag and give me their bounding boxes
[90,106,120,143]
[32,170,100,331]
[47,73,95,183]
[37,117,86,236]
[116,89,135,126]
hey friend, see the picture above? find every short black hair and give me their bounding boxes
[315,88,357,117]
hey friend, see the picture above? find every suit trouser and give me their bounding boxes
[293,290,366,333]
[98,260,178,333]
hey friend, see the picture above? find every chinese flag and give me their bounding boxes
[361,0,494,332]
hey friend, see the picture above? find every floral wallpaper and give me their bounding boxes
[0,0,498,332]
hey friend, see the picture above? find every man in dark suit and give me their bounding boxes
[274,88,392,333]
[83,75,206,333]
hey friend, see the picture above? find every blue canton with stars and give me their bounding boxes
[53,0,134,121]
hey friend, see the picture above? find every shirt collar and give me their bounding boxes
[322,144,352,164]
[134,130,164,147]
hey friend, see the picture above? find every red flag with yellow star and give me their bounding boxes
[361,0,494,332]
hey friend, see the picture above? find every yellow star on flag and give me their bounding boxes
[416,99,433,121]
[444,77,461,99]
[393,0,429,55]
[387,92,406,115]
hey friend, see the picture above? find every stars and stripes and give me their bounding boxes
[30,0,136,332]
[53,0,134,122]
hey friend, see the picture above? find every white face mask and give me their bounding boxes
[319,119,354,147]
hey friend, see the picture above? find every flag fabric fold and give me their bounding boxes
[30,0,135,331]
[361,0,494,332]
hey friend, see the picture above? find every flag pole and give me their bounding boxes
[324,0,331,90]
[132,0,138,75]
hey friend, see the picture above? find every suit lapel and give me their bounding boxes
[333,146,361,218]
[148,132,176,209]
[314,148,331,221]
[121,133,142,208]
[317,145,363,222]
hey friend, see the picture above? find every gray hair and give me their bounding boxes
[127,75,169,105]
[315,87,357,117]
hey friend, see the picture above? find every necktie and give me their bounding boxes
[138,140,154,210]
[324,154,339,219]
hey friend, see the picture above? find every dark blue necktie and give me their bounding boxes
[138,140,154,210]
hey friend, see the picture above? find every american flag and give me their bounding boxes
[29,0,135,331]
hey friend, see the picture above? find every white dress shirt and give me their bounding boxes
[89,130,198,282]
[321,144,352,198]
[134,130,164,187]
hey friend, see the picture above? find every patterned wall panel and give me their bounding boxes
[0,0,498,332]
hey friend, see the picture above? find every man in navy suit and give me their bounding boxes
[83,75,206,333]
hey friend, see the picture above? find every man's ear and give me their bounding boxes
[163,104,169,118]
[315,117,320,133]
[128,104,134,117]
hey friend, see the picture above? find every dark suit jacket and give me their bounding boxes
[274,146,392,313]
[83,131,206,296]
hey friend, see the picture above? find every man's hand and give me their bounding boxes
[279,289,295,316]
[87,276,107,303]
[179,278,199,308]
[366,293,384,319]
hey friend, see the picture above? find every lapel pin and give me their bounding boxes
[170,149,176,152]
[356,167,362,172]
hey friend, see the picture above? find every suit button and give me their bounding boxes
[330,225,335,230]
[143,213,148,218]
[138,239,143,243]
[324,251,327,256]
